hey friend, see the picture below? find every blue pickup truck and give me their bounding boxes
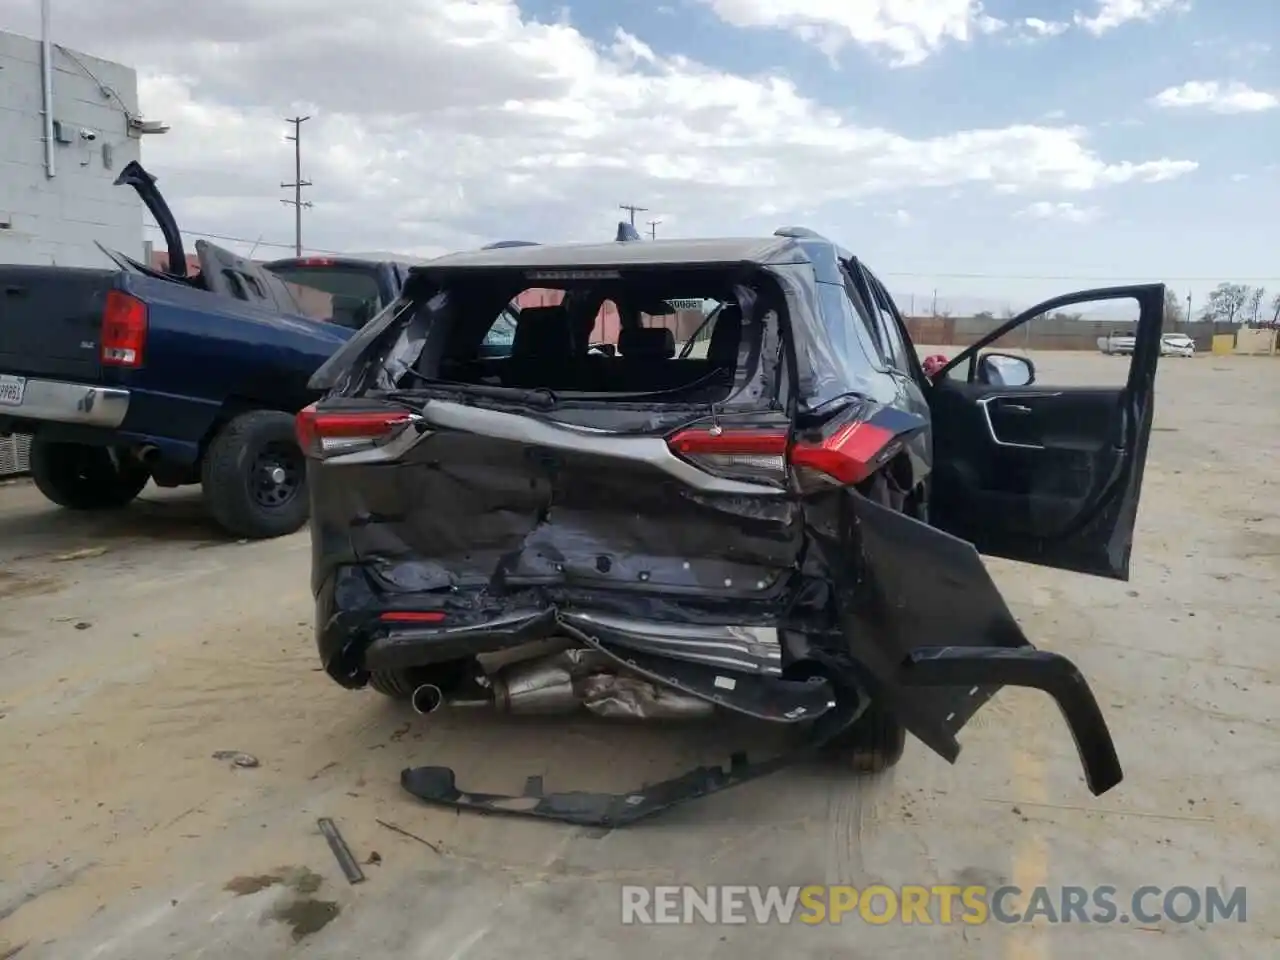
[0,161,423,538]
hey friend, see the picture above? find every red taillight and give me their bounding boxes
[101,290,147,367]
[379,611,446,623]
[789,421,895,485]
[295,403,416,459]
[667,428,789,486]
[666,420,895,487]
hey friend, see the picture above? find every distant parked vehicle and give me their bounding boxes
[1097,331,1136,355]
[1159,333,1195,358]
[0,162,364,538]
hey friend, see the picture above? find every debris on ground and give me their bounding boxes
[375,818,443,855]
[317,817,365,885]
[50,547,109,562]
[211,751,259,768]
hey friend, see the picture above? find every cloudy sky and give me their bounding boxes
[6,0,1279,311]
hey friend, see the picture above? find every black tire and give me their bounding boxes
[368,660,472,701]
[29,438,150,510]
[825,700,907,774]
[201,410,309,539]
[368,669,417,700]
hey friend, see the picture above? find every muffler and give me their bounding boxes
[410,648,714,720]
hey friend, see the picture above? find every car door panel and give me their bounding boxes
[927,285,1164,580]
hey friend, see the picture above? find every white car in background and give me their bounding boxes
[1097,331,1136,355]
[1098,331,1196,357]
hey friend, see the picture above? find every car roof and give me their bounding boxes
[411,235,812,273]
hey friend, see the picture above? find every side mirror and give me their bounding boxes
[978,352,1035,387]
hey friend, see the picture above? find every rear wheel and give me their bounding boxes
[368,669,419,700]
[201,410,309,539]
[368,660,472,701]
[823,700,907,773]
[29,439,150,510]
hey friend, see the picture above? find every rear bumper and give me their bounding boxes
[0,375,129,429]
[899,646,1122,796]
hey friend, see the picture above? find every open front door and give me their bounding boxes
[927,284,1165,580]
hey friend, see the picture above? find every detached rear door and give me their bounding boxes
[927,284,1165,580]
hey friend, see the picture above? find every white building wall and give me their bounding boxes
[0,29,143,267]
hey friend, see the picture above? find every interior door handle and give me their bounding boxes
[977,396,1045,449]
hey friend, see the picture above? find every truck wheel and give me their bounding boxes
[201,410,309,539]
[825,701,907,774]
[29,439,150,510]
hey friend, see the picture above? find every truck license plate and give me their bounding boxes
[0,374,27,407]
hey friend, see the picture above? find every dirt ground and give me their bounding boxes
[0,351,1276,959]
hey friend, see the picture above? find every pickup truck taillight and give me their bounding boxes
[667,421,894,487]
[100,290,148,367]
[295,403,418,459]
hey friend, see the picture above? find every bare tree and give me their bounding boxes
[1202,282,1250,324]
[1246,286,1266,326]
[1162,287,1184,328]
[1272,292,1280,326]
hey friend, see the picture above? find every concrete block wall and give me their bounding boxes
[0,30,143,268]
[905,315,1220,351]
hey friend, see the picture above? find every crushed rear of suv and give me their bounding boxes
[300,230,1165,826]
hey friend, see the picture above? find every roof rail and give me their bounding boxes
[482,240,540,250]
[773,226,827,240]
[616,221,642,242]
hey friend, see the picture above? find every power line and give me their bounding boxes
[281,116,313,258]
[143,220,341,255]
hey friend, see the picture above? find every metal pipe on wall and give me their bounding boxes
[41,0,56,178]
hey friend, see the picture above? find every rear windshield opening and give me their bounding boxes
[405,267,768,403]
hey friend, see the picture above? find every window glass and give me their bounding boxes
[865,273,910,372]
[835,267,888,368]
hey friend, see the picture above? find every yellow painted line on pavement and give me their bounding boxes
[1005,744,1049,960]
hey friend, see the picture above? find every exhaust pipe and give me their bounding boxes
[409,650,715,721]
[410,683,444,715]
[410,683,493,715]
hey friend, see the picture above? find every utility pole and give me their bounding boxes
[281,116,312,257]
[646,218,661,240]
[619,203,648,227]
[1186,291,1193,328]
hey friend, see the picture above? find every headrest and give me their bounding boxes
[512,305,573,358]
[618,326,675,359]
[707,303,743,366]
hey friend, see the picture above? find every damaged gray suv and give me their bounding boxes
[299,227,1166,826]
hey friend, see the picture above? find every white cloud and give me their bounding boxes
[3,0,1198,258]
[697,0,1006,66]
[1018,201,1102,223]
[1150,80,1279,114]
[1023,18,1070,37]
[1074,0,1189,35]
